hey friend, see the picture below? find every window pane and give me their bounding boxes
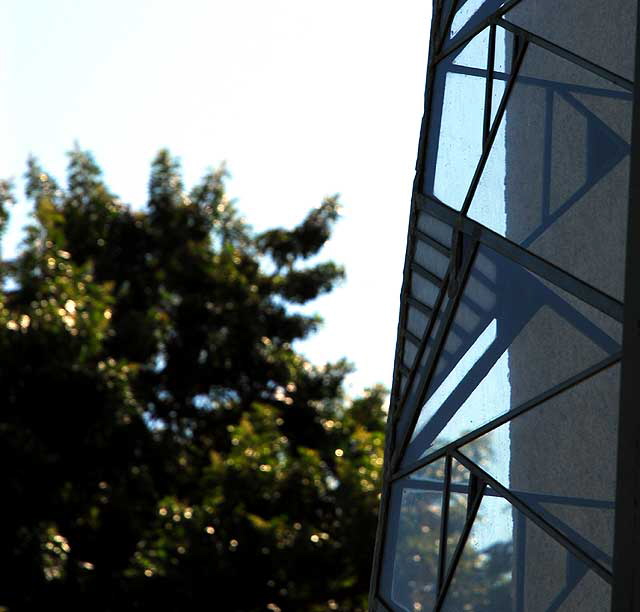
[402,338,419,369]
[402,245,621,467]
[379,458,446,611]
[445,0,506,44]
[422,29,490,209]
[441,490,611,611]
[407,305,429,340]
[441,491,515,610]
[417,210,454,248]
[415,240,450,280]
[468,43,632,300]
[394,291,451,450]
[460,364,620,570]
[489,27,515,128]
[444,459,472,576]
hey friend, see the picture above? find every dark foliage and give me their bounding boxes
[0,149,387,612]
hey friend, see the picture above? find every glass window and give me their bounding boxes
[440,490,611,611]
[468,42,632,300]
[460,364,620,570]
[417,210,454,248]
[402,245,621,467]
[379,459,446,611]
[422,29,490,209]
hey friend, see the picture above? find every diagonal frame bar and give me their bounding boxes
[391,351,622,482]
[433,479,487,611]
[498,18,634,92]
[417,192,625,322]
[483,24,497,142]
[434,3,633,93]
[460,38,528,216]
[452,450,613,584]
[391,240,478,472]
[437,455,453,593]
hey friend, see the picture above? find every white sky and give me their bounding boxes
[0,0,432,397]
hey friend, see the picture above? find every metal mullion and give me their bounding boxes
[374,595,394,612]
[611,6,640,609]
[386,209,425,467]
[414,228,451,256]
[415,0,454,193]
[370,0,450,597]
[391,242,479,472]
[483,24,497,142]
[390,351,621,482]
[406,295,434,317]
[499,18,634,92]
[433,482,487,611]
[370,476,396,612]
[410,261,444,286]
[452,450,613,584]
[403,328,422,348]
[417,192,625,322]
[436,0,458,54]
[460,39,528,216]
[433,0,526,64]
[395,270,451,413]
[437,455,453,594]
[398,363,411,377]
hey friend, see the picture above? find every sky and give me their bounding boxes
[0,0,432,397]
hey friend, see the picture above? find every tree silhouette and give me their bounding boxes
[0,148,386,612]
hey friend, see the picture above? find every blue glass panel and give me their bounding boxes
[469,43,632,300]
[489,27,515,128]
[445,459,471,575]
[394,291,451,449]
[441,490,611,611]
[410,270,440,308]
[422,29,490,209]
[407,305,429,340]
[415,240,450,280]
[402,338,419,369]
[460,364,620,570]
[402,244,621,467]
[417,210,454,248]
[379,458,445,611]
[446,0,506,44]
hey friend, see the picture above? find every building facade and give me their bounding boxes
[369,1,640,610]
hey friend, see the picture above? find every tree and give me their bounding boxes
[0,148,387,611]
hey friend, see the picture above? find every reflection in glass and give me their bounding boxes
[460,364,620,570]
[440,492,513,611]
[402,244,621,467]
[380,458,445,611]
[444,460,472,577]
[441,490,611,611]
[468,43,632,300]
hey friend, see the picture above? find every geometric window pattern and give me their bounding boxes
[369,1,635,610]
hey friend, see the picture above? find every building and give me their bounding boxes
[369,1,640,610]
